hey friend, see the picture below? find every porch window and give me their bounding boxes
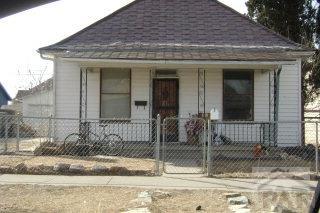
[100,68,131,118]
[223,70,253,121]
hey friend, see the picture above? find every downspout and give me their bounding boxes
[39,51,56,141]
[274,65,282,147]
[39,52,56,118]
[274,66,282,122]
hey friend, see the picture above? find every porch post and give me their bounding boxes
[79,68,88,121]
[198,68,206,115]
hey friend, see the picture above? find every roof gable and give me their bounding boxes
[40,0,309,61]
[0,83,11,101]
[14,78,53,100]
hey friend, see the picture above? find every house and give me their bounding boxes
[0,83,11,107]
[39,0,313,146]
[18,78,53,117]
[3,78,53,117]
[19,78,53,118]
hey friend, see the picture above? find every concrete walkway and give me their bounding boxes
[0,174,317,192]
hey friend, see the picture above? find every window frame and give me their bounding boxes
[99,68,132,119]
[222,69,254,121]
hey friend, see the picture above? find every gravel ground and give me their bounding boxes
[0,155,155,171]
[0,185,314,212]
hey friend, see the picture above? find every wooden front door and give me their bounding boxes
[153,79,179,141]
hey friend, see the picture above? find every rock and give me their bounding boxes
[91,164,108,173]
[234,208,251,213]
[151,190,172,201]
[15,163,27,173]
[122,207,151,213]
[137,191,152,203]
[271,204,293,213]
[69,164,85,173]
[196,205,202,211]
[110,166,130,175]
[280,152,289,160]
[225,193,242,199]
[28,164,53,174]
[129,191,152,208]
[229,204,248,212]
[0,166,13,173]
[227,196,249,205]
[53,163,70,172]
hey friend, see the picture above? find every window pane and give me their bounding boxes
[101,69,130,93]
[101,94,130,118]
[224,79,252,95]
[223,71,253,120]
[224,95,253,120]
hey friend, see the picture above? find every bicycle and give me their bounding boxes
[63,122,124,156]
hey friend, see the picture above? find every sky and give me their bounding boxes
[0,0,247,98]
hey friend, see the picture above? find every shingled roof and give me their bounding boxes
[39,0,310,61]
[14,78,53,100]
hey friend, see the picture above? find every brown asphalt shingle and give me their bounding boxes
[39,0,310,61]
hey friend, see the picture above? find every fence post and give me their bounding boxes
[4,118,8,152]
[16,116,20,152]
[207,120,212,176]
[202,119,207,173]
[155,114,161,176]
[48,116,52,142]
[316,122,319,175]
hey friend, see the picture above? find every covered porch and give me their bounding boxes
[52,58,302,147]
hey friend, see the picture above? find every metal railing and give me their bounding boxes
[0,114,319,178]
[207,120,319,177]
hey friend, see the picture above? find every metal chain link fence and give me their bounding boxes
[207,121,319,178]
[0,115,319,178]
[0,115,158,175]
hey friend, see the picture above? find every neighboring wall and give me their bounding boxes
[22,90,53,117]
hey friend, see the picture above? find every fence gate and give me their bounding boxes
[162,118,206,174]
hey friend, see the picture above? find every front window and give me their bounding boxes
[223,70,254,121]
[100,68,131,118]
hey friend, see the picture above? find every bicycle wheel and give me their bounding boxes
[101,134,124,156]
[63,133,85,155]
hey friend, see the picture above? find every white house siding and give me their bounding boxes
[21,90,53,138]
[22,90,53,118]
[53,60,301,146]
[54,59,80,141]
[277,62,301,146]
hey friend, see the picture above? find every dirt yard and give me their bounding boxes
[0,155,155,175]
[0,185,314,212]
[210,158,316,179]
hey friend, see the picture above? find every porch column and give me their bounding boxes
[198,68,206,115]
[79,68,88,121]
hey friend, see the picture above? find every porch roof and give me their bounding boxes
[39,0,313,61]
[41,45,305,61]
